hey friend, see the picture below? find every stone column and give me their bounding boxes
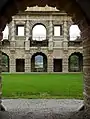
[9,20,16,49]
[25,19,30,51]
[10,50,16,72]
[0,31,3,110]
[83,27,90,112]
[25,51,31,72]
[9,21,16,72]
[48,20,53,51]
[9,20,15,41]
[62,51,68,72]
[63,21,68,50]
[47,51,53,72]
[79,18,90,114]
[62,21,69,72]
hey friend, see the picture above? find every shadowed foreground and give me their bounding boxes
[0,99,89,119]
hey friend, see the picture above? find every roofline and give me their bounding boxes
[17,11,68,16]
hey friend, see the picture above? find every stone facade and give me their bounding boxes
[2,6,83,73]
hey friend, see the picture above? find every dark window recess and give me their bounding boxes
[16,59,25,72]
[60,25,63,35]
[30,39,48,47]
[53,59,62,72]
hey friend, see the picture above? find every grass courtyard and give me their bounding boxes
[2,73,83,99]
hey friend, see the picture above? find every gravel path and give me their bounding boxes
[0,99,85,119]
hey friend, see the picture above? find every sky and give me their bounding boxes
[3,25,81,41]
[69,25,81,40]
[32,24,46,41]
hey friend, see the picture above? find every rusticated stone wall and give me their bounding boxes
[80,18,90,113]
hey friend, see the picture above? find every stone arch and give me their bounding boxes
[68,50,83,58]
[30,22,48,47]
[2,39,10,47]
[0,0,90,113]
[31,52,47,72]
[68,52,83,72]
[29,21,49,40]
[2,52,9,72]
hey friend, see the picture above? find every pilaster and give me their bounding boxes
[25,19,30,51]
[63,21,68,50]
[9,20,15,41]
[9,20,16,49]
[25,51,31,72]
[10,50,16,72]
[47,51,53,72]
[62,50,68,72]
[48,20,53,51]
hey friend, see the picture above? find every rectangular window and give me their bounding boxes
[54,25,63,36]
[16,25,24,36]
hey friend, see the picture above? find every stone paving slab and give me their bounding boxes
[0,99,83,119]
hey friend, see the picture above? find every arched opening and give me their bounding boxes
[30,24,48,47]
[2,52,9,72]
[32,24,46,41]
[68,52,83,72]
[31,52,47,72]
[68,25,82,47]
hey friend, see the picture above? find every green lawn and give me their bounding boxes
[2,73,83,99]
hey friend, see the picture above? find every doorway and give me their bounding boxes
[53,59,62,72]
[16,59,25,72]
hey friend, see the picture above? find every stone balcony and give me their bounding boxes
[68,40,82,47]
[29,37,48,47]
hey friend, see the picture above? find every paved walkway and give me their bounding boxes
[0,99,83,119]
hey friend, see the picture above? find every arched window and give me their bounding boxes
[68,52,83,72]
[31,52,47,72]
[32,24,46,41]
[2,53,9,72]
[70,55,79,71]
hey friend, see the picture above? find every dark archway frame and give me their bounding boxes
[2,52,9,72]
[30,23,48,47]
[31,52,47,72]
[31,23,47,38]
[0,0,90,113]
[68,52,83,72]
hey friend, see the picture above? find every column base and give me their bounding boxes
[79,104,85,111]
[1,104,5,111]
